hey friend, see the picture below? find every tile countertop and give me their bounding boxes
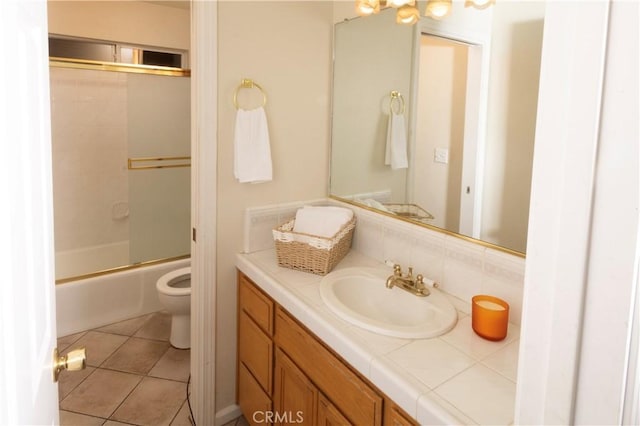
[236,249,520,425]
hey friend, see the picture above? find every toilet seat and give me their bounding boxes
[156,267,191,296]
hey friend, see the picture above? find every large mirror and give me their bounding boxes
[330,2,545,254]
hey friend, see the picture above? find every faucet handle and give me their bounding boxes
[393,264,402,276]
[407,267,413,278]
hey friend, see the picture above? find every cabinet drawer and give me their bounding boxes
[239,311,273,395]
[275,307,383,426]
[239,272,274,335]
[238,363,272,426]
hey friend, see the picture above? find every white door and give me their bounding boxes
[457,44,483,239]
[0,0,60,424]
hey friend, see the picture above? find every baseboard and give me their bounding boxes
[216,404,242,425]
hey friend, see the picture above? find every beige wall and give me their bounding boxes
[47,1,190,51]
[216,1,333,411]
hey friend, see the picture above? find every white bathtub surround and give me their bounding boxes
[237,250,520,424]
[56,258,190,337]
[244,198,525,325]
[55,240,130,280]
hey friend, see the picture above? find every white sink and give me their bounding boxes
[320,267,457,339]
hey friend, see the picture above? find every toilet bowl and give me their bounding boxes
[156,266,191,349]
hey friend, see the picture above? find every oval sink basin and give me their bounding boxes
[320,267,457,339]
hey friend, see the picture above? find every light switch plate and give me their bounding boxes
[434,148,449,164]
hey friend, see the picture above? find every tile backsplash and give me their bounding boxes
[244,199,525,325]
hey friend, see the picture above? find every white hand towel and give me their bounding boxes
[384,112,408,170]
[293,206,353,238]
[234,107,273,183]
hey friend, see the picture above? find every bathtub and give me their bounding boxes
[55,241,131,281]
[55,257,190,337]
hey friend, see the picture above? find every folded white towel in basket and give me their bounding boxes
[384,112,408,170]
[293,206,354,238]
[234,107,273,183]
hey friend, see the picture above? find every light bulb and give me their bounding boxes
[424,0,452,20]
[396,4,420,24]
[387,0,415,8]
[356,0,381,16]
[464,0,495,9]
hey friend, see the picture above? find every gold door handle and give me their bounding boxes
[53,347,86,382]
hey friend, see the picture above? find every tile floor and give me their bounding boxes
[57,311,194,426]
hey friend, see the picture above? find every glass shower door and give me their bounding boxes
[127,73,190,264]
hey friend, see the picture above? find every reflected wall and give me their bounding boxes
[331,9,414,202]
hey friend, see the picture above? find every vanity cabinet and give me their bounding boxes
[237,272,274,425]
[237,272,418,426]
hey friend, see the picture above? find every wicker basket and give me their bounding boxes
[272,216,356,275]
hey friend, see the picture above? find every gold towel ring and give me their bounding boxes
[233,78,267,109]
[389,91,405,115]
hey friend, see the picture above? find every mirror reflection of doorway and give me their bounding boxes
[413,34,482,237]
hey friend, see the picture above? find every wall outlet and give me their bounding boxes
[434,148,449,164]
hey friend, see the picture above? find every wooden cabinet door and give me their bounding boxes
[273,348,317,426]
[238,363,272,426]
[383,401,420,426]
[317,393,352,426]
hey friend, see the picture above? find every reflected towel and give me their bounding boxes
[234,107,273,183]
[292,206,354,238]
[384,112,408,170]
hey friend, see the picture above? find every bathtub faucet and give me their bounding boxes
[385,264,430,297]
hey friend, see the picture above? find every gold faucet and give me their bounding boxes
[385,264,430,297]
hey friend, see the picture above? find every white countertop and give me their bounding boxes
[236,249,520,425]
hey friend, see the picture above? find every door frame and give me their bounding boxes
[409,14,492,238]
[190,1,218,424]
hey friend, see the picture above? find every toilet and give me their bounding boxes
[156,266,191,349]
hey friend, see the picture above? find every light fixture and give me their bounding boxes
[356,0,493,24]
[396,4,420,25]
[424,0,452,20]
[464,0,495,10]
[356,0,381,16]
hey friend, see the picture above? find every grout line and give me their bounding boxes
[58,366,97,404]
[58,408,106,423]
[167,395,189,426]
[59,312,190,426]
[103,372,146,422]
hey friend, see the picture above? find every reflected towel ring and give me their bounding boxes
[389,91,405,115]
[233,78,267,110]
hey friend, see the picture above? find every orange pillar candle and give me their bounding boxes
[471,295,509,341]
